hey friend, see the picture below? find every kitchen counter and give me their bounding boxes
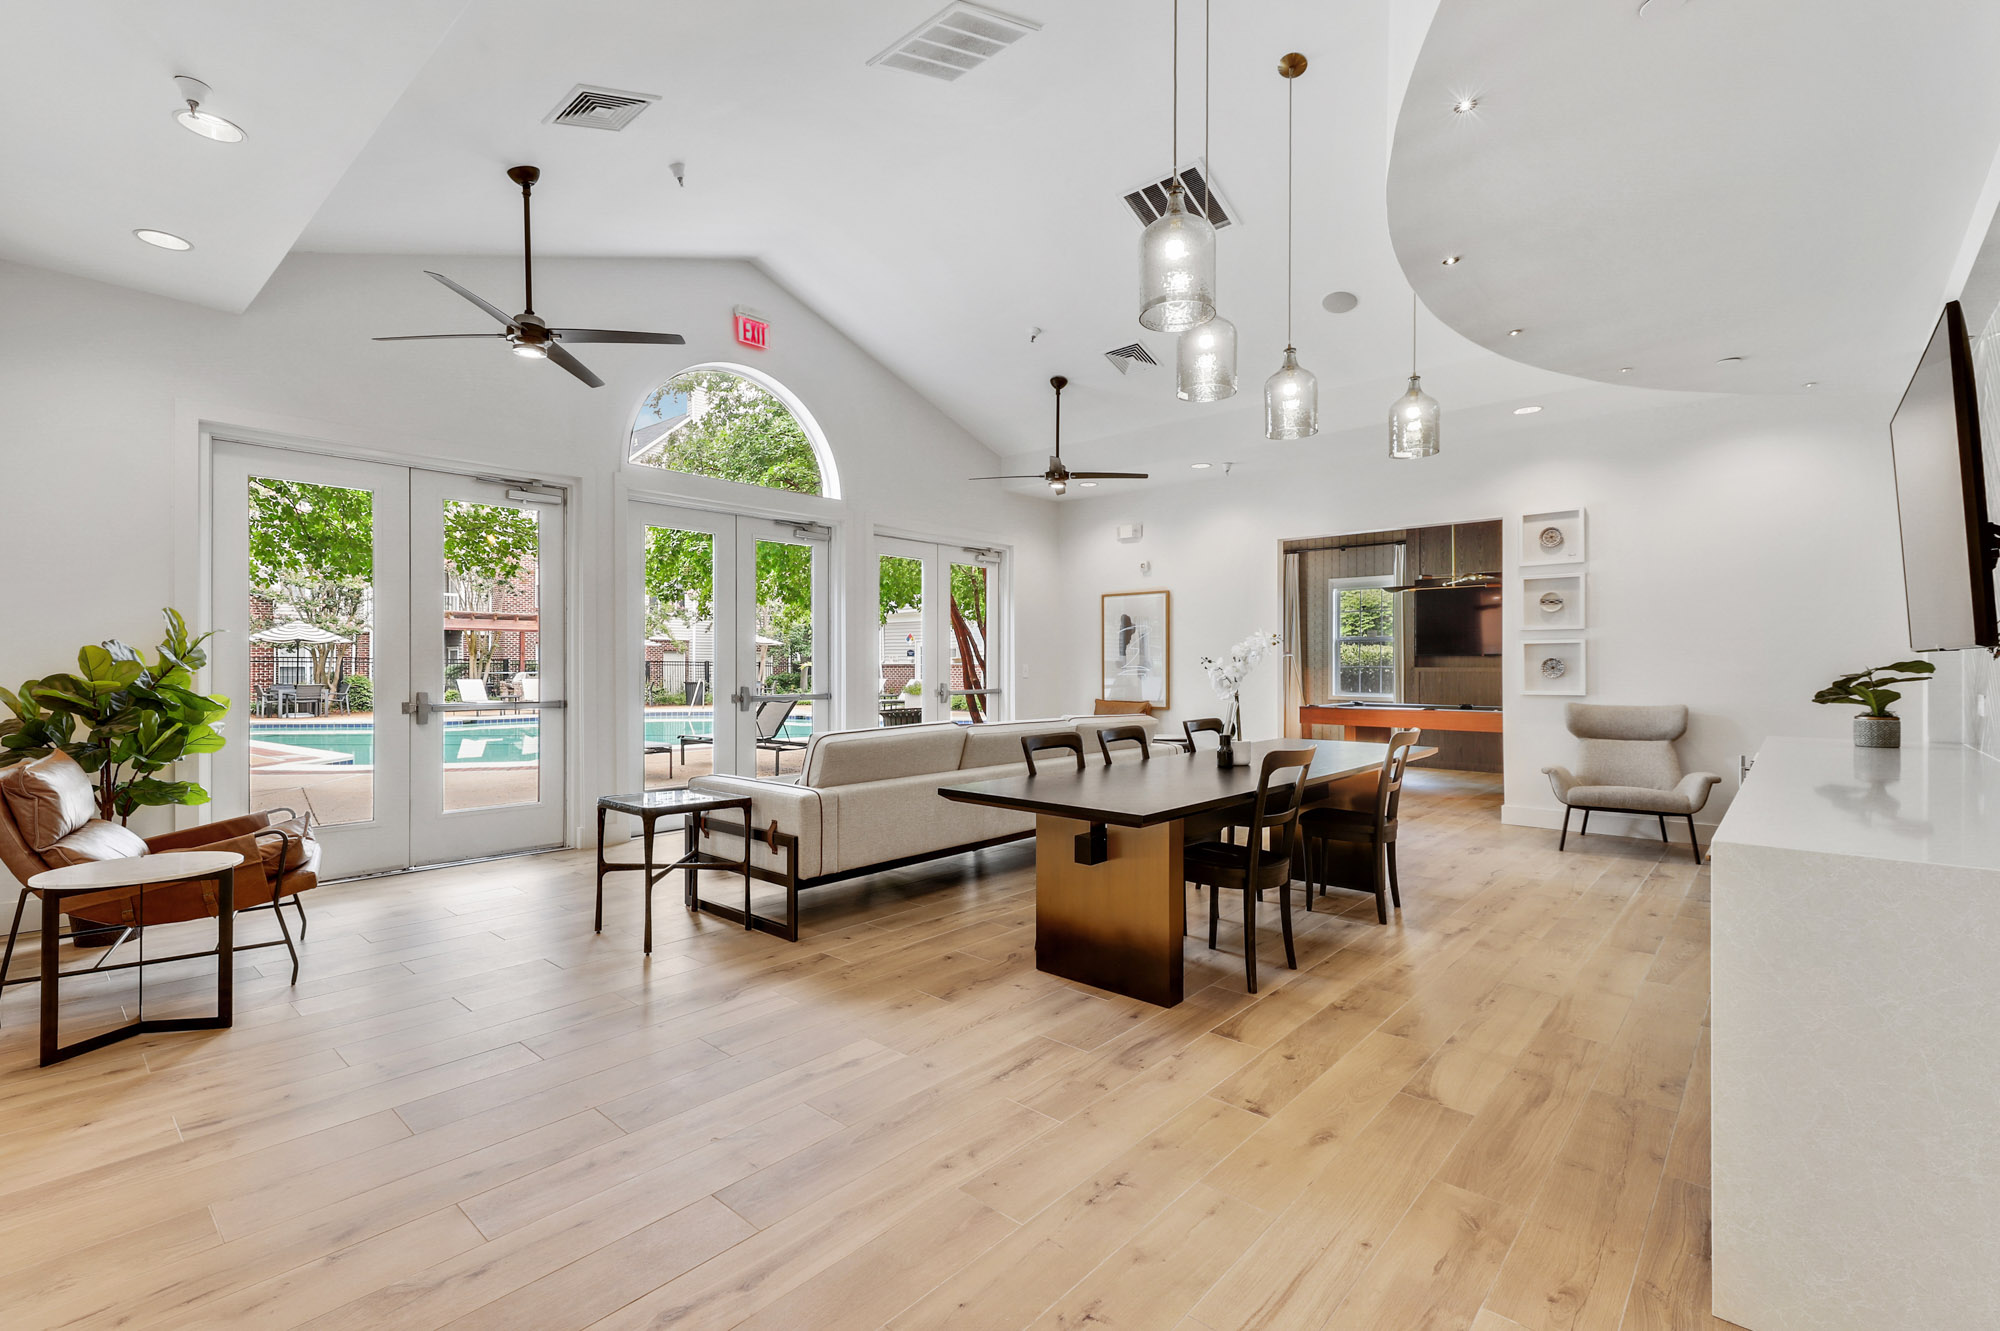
[1709,737,2000,1331]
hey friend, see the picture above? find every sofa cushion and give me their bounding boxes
[820,764,1032,873]
[1564,783,1697,815]
[958,721,1069,770]
[41,818,149,868]
[1,751,99,852]
[803,725,966,788]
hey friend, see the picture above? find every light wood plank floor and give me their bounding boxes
[0,771,1744,1330]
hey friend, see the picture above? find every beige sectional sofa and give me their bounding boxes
[688,714,1158,938]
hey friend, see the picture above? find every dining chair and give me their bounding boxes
[1182,746,1316,993]
[1182,717,1228,750]
[288,683,328,717]
[1021,732,1086,776]
[1300,728,1420,925]
[1095,724,1151,764]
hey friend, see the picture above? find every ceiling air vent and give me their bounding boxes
[1103,341,1160,375]
[543,84,660,132]
[1123,162,1235,229]
[867,2,1041,82]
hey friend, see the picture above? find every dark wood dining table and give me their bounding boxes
[938,737,1435,1007]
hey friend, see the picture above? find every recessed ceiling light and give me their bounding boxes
[1190,462,1213,469]
[1441,254,1462,266]
[133,228,192,251]
[1716,355,1744,364]
[1514,405,1543,415]
[1507,328,1524,337]
[1619,366,1634,374]
[1803,380,1818,389]
[172,76,245,143]
[1321,290,1359,314]
[1453,97,1478,114]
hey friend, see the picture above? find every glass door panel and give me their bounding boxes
[734,521,829,777]
[409,471,566,865]
[876,539,928,727]
[946,556,1004,723]
[637,508,730,791]
[211,444,412,877]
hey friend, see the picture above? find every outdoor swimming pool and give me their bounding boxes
[250,708,812,768]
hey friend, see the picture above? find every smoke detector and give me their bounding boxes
[1103,341,1161,375]
[1123,163,1235,229]
[868,2,1041,82]
[543,84,660,132]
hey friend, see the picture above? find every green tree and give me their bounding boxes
[247,477,372,688]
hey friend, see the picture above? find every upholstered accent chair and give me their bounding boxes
[0,750,321,1001]
[1542,704,1720,863]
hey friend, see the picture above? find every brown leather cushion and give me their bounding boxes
[1093,698,1154,716]
[41,818,150,868]
[257,816,313,874]
[0,751,98,851]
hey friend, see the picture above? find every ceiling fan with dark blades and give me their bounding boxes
[970,376,1150,495]
[374,165,685,388]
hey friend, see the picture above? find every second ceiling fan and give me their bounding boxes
[971,376,1148,495]
[375,165,684,388]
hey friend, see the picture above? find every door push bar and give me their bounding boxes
[402,692,567,724]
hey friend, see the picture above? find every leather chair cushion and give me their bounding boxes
[1092,698,1154,716]
[1,750,99,851]
[256,816,314,873]
[41,818,151,868]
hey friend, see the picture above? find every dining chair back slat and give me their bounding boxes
[1021,731,1086,776]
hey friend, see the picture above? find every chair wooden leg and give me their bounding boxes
[1302,840,1315,910]
[1558,806,1573,851]
[1242,884,1258,994]
[1207,879,1219,950]
[1686,816,1702,865]
[1372,844,1390,925]
[1386,843,1401,909]
[1278,878,1296,970]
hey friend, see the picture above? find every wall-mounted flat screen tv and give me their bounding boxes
[1413,586,1502,657]
[1890,300,1998,651]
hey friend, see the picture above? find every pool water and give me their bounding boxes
[252,709,812,767]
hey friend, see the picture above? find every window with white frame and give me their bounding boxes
[1329,576,1398,698]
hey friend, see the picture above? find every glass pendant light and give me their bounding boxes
[1177,1,1237,400]
[1264,53,1318,440]
[1389,293,1441,457]
[1139,0,1216,332]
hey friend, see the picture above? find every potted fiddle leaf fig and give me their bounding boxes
[0,608,230,821]
[1811,659,1935,749]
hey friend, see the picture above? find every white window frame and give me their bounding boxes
[1327,574,1400,701]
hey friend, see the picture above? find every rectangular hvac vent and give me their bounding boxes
[1104,342,1160,375]
[868,2,1041,82]
[1123,163,1235,229]
[543,84,661,132]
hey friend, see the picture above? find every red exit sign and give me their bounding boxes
[733,306,768,351]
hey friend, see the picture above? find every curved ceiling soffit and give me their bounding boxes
[1386,0,2000,396]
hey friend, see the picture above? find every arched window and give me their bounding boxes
[628,367,832,497]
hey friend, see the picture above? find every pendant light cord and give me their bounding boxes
[1202,0,1210,218]
[1411,292,1417,377]
[1171,0,1179,187]
[1285,72,1294,348]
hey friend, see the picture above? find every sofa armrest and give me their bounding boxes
[687,775,828,879]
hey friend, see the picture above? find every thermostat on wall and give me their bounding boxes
[1116,524,1143,543]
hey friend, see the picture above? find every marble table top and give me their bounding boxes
[29,850,244,893]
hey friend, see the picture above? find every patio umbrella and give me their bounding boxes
[249,620,350,646]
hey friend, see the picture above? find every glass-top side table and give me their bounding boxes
[595,790,755,952]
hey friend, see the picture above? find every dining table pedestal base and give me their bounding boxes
[1033,815,1185,1008]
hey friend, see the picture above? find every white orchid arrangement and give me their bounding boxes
[1197,631,1280,736]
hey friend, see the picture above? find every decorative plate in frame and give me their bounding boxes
[1540,656,1568,679]
[1539,591,1565,613]
[1538,526,1565,552]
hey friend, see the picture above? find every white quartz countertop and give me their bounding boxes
[1714,737,2000,872]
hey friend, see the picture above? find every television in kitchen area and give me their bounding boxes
[1889,300,2000,650]
[1413,585,1503,657]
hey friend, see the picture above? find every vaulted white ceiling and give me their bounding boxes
[5,0,1999,463]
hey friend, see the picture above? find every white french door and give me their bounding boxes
[212,442,567,877]
[874,536,1007,726]
[630,499,830,792]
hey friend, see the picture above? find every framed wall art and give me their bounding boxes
[1101,590,1171,707]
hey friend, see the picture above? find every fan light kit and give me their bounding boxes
[133,228,192,251]
[173,76,245,143]
[374,166,685,388]
[1264,52,1317,440]
[969,376,1149,495]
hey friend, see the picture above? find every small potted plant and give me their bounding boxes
[1812,659,1935,748]
[1197,631,1281,765]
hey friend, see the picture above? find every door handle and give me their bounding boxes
[404,692,567,723]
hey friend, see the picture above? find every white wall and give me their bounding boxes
[0,252,1062,917]
[1052,389,1914,833]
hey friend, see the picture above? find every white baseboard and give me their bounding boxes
[1501,803,1720,841]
